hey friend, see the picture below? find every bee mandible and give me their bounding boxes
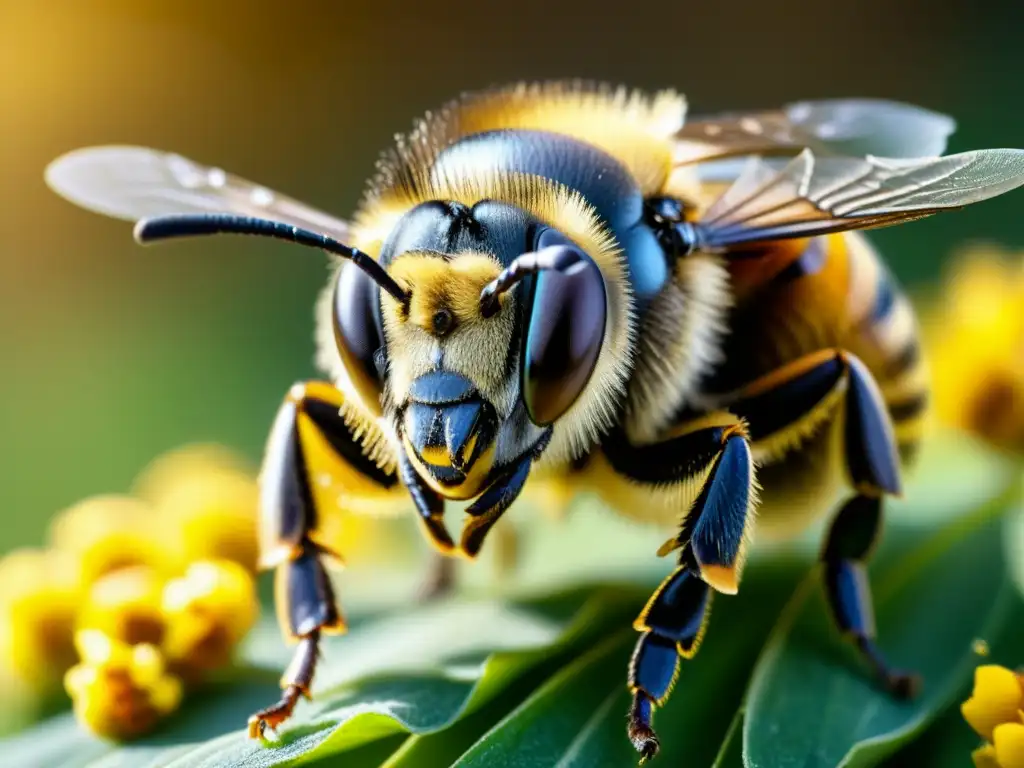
[45,82,1024,760]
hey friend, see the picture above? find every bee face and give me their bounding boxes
[381,251,520,498]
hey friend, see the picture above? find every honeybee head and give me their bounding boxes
[128,205,611,502]
[361,241,606,499]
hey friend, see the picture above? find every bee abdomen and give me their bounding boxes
[845,234,928,460]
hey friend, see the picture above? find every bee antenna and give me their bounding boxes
[479,245,584,318]
[133,213,409,303]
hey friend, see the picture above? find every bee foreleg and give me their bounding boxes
[249,381,397,738]
[249,547,341,737]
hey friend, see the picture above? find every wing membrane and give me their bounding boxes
[45,146,350,240]
[675,98,956,168]
[697,148,1024,249]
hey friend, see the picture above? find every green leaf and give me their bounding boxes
[449,631,639,768]
[4,439,1013,767]
[1,587,641,768]
[711,707,745,768]
[886,594,1024,767]
[433,560,804,768]
[1006,499,1024,599]
[743,484,1019,768]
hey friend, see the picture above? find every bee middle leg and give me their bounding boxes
[598,413,757,760]
[728,349,919,697]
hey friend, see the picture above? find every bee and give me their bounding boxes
[45,82,1024,760]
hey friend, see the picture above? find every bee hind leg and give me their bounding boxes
[822,493,919,698]
[729,350,919,698]
[249,381,400,738]
[824,354,920,697]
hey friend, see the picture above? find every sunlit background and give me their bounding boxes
[2,0,1023,554]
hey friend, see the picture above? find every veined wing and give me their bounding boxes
[694,147,1024,250]
[45,146,350,240]
[676,98,956,173]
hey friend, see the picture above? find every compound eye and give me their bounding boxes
[332,263,386,415]
[521,245,607,426]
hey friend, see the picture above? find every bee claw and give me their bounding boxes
[886,670,922,700]
[628,692,661,762]
[629,724,660,763]
[248,685,302,740]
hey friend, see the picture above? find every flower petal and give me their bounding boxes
[994,721,1024,768]
[963,665,1024,741]
[974,743,1002,768]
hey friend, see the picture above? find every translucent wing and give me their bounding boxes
[675,98,956,170]
[45,146,350,240]
[695,147,1024,250]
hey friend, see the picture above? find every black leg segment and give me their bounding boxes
[821,493,919,698]
[600,415,754,762]
[628,566,714,762]
[843,355,901,495]
[249,381,399,739]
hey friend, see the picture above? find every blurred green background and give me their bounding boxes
[1,0,1023,553]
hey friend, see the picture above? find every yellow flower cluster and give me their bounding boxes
[963,664,1024,768]
[923,246,1024,452]
[0,444,260,740]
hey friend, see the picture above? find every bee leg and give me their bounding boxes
[727,350,917,697]
[249,548,342,737]
[602,416,755,760]
[628,564,713,762]
[822,494,918,697]
[819,353,917,696]
[249,381,399,738]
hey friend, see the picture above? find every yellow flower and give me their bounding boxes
[963,664,1024,768]
[131,443,252,502]
[0,548,82,691]
[78,566,166,646]
[160,560,258,679]
[156,472,260,572]
[134,444,260,572]
[924,246,1024,452]
[64,629,182,740]
[49,495,172,584]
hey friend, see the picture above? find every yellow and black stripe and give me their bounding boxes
[842,232,929,464]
